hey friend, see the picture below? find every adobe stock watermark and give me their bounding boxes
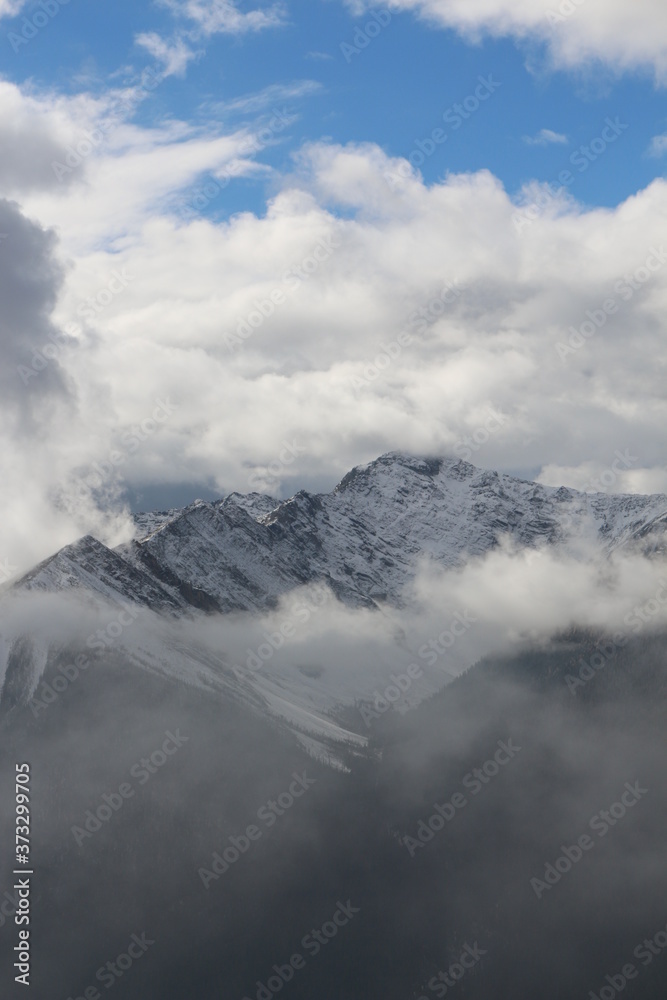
[400,739,522,857]
[71,730,189,847]
[416,942,487,999]
[565,578,667,695]
[240,900,360,1000]
[18,269,134,386]
[359,611,476,728]
[198,771,316,890]
[29,604,143,718]
[529,780,649,899]
[178,109,292,222]
[513,117,629,233]
[566,449,638,502]
[351,280,467,392]
[408,280,467,335]
[340,9,391,63]
[348,332,414,390]
[64,932,155,999]
[558,447,638,537]
[232,585,331,682]
[453,411,507,462]
[225,234,341,350]
[8,0,74,54]
[246,440,305,493]
[417,611,478,668]
[384,76,501,190]
[556,247,667,362]
[588,919,667,1000]
[357,662,425,729]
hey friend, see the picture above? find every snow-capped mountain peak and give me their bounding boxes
[12,451,667,614]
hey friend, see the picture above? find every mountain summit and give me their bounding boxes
[13,452,667,614]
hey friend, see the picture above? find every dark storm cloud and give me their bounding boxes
[0,199,74,428]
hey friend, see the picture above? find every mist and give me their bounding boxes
[0,557,666,998]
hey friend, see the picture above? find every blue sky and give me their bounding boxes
[4,0,666,220]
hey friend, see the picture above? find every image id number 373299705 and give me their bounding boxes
[14,762,32,986]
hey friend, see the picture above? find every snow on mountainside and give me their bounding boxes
[4,452,667,768]
[13,452,667,614]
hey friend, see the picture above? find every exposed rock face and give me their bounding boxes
[12,452,667,614]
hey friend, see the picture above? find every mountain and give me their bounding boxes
[14,452,667,613]
[2,451,667,767]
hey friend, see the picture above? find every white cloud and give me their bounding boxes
[348,0,667,83]
[211,80,322,117]
[406,542,667,664]
[524,128,568,146]
[0,196,136,574]
[135,31,197,77]
[0,81,276,251]
[159,0,286,37]
[0,0,27,18]
[538,461,667,496]
[134,1,288,88]
[0,81,127,196]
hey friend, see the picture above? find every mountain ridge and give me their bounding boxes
[11,451,667,615]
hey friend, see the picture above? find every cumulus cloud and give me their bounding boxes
[30,137,666,505]
[347,0,667,83]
